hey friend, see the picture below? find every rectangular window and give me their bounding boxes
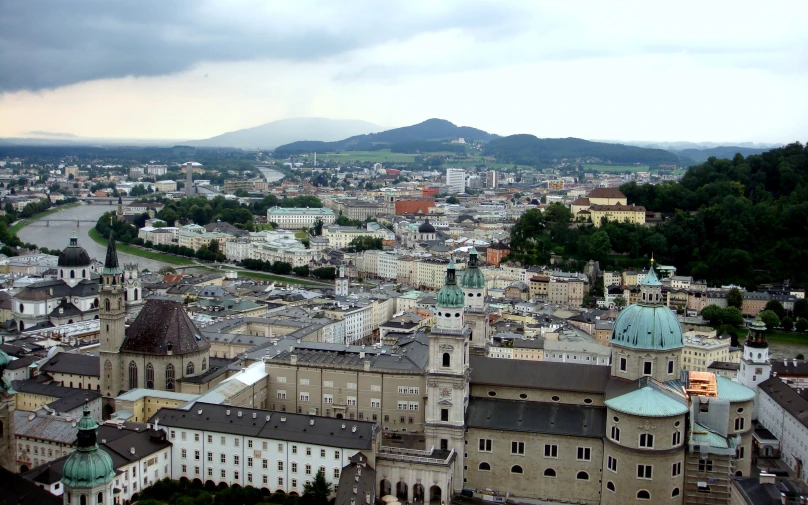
[277,391,286,399]
[300,378,309,385]
[207,452,213,462]
[440,409,449,422]
[247,457,253,467]
[278,477,284,487]
[347,397,357,406]
[247,473,253,483]
[221,469,226,479]
[182,464,187,473]
[347,382,357,390]
[543,444,557,458]
[292,445,298,454]
[734,417,745,431]
[672,431,681,446]
[334,468,340,479]
[278,444,284,452]
[335,451,340,459]
[234,439,240,447]
[639,433,654,448]
[637,464,652,479]
[323,394,333,404]
[300,393,309,402]
[619,358,627,372]
[671,462,681,477]
[278,461,284,471]
[181,449,187,459]
[577,447,591,461]
[398,386,407,394]
[371,384,381,392]
[208,468,213,476]
[220,454,226,464]
[262,459,268,469]
[607,456,617,472]
[263,475,268,484]
[292,462,298,473]
[479,439,492,452]
[643,361,652,375]
[698,459,713,472]
[208,435,213,443]
[170,430,176,439]
[277,377,287,383]
[611,426,620,442]
[511,441,525,455]
[306,447,312,456]
[292,478,298,488]
[409,387,419,395]
[323,381,333,387]
[371,399,381,408]
[305,464,312,475]
[398,401,408,410]
[667,360,675,374]
[248,440,253,449]
[181,432,187,441]
[408,402,419,410]
[321,449,326,458]
[194,433,200,442]
[194,450,200,460]
[195,466,200,475]
[221,437,226,445]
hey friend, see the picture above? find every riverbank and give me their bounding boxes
[88,227,194,266]
[9,202,82,234]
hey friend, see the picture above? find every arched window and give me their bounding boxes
[80,495,87,505]
[82,269,86,278]
[118,299,122,310]
[60,270,64,278]
[478,462,490,471]
[18,303,24,313]
[134,288,139,300]
[510,465,523,474]
[128,361,138,390]
[0,420,3,436]
[146,363,154,389]
[543,468,556,477]
[606,481,615,492]
[201,358,207,371]
[576,471,589,480]
[672,488,680,497]
[186,362,195,375]
[70,270,75,278]
[97,492,103,504]
[637,490,650,500]
[124,290,128,301]
[166,364,175,391]
[105,299,110,312]
[442,353,450,367]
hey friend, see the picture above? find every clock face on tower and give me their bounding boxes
[440,387,451,399]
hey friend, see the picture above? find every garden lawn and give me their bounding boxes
[88,227,195,265]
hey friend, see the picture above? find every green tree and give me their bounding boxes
[721,306,744,326]
[208,239,219,254]
[782,316,794,331]
[588,230,612,264]
[794,298,808,319]
[347,236,383,253]
[758,310,780,330]
[301,469,332,505]
[614,295,627,309]
[726,288,743,309]
[701,304,724,325]
[446,195,460,204]
[293,265,310,277]
[796,317,808,333]
[764,299,786,320]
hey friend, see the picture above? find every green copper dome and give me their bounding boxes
[460,248,485,289]
[437,259,465,308]
[0,349,13,392]
[62,404,116,488]
[610,265,683,351]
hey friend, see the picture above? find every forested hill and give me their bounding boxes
[483,134,680,165]
[507,142,808,288]
[273,118,496,155]
[673,145,774,164]
[619,142,808,286]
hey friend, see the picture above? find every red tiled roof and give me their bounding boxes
[588,188,625,199]
[571,197,590,206]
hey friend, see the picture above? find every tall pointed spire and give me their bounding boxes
[102,225,122,275]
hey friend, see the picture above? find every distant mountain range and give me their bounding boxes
[185,118,382,150]
[273,118,497,155]
[482,135,680,165]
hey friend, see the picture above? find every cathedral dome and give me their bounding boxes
[610,267,683,351]
[58,235,91,268]
[418,219,435,234]
[62,405,116,488]
[460,247,485,289]
[437,259,465,308]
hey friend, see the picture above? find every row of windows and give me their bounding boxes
[604,483,679,500]
[179,465,334,486]
[476,462,590,479]
[617,357,675,375]
[609,427,683,448]
[168,432,341,459]
[125,359,207,391]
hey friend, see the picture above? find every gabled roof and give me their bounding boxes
[40,352,100,377]
[588,188,625,199]
[121,299,209,355]
[470,355,610,393]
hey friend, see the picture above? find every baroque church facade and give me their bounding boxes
[12,233,142,332]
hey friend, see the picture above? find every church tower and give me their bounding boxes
[335,264,349,297]
[123,263,143,313]
[99,230,126,404]
[116,195,123,222]
[460,247,489,354]
[425,259,470,493]
[0,350,16,472]
[61,403,116,505]
[738,316,771,418]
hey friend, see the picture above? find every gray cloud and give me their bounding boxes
[0,0,531,92]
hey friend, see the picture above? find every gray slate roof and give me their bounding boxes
[466,397,606,438]
[470,355,610,393]
[152,402,375,450]
[40,352,100,377]
[122,299,209,355]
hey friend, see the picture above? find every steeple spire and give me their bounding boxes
[102,226,122,275]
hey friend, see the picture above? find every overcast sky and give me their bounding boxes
[1,1,806,143]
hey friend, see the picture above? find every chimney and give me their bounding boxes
[760,472,776,485]
[364,359,371,372]
[352,485,357,494]
[795,359,799,367]
[290,354,298,365]
[365,492,371,503]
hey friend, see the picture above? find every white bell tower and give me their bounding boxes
[738,316,771,418]
[335,264,349,297]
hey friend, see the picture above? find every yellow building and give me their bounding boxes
[588,203,646,227]
[114,388,199,422]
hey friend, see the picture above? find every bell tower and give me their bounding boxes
[460,247,489,354]
[425,259,470,492]
[738,316,771,418]
[0,350,16,472]
[335,264,349,297]
[99,227,126,403]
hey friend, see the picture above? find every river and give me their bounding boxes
[18,203,171,271]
